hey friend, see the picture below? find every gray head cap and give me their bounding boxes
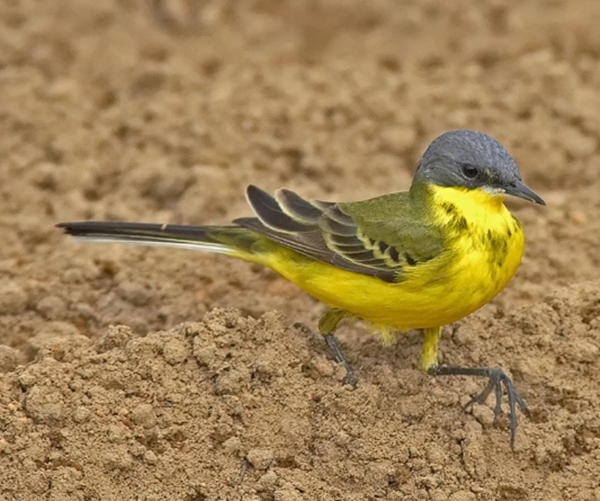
[414,129,521,188]
[412,129,545,205]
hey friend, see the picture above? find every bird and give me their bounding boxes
[57,129,545,445]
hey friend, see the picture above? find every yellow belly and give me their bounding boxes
[258,187,525,334]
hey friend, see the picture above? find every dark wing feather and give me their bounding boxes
[318,205,394,272]
[245,185,309,232]
[275,188,327,224]
[242,185,414,282]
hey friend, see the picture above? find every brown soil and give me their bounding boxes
[1,1,600,500]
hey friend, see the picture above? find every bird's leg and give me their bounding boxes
[422,327,529,447]
[319,309,357,387]
[421,326,441,371]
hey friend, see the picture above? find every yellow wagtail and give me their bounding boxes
[58,129,545,444]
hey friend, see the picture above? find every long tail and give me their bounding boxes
[56,221,260,259]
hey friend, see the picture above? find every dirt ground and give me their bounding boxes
[1,0,600,500]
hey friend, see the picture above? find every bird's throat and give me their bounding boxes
[428,185,506,221]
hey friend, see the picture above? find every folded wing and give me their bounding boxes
[237,185,441,283]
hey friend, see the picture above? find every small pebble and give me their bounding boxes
[72,406,90,423]
[96,325,133,352]
[24,386,64,422]
[130,403,156,428]
[310,356,335,378]
[162,336,189,365]
[103,451,133,470]
[144,450,158,465]
[214,367,251,395]
[472,404,496,428]
[246,448,274,470]
[192,337,217,367]
[222,436,241,455]
[256,470,278,492]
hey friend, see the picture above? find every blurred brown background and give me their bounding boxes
[1,1,599,500]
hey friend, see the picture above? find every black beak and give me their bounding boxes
[505,180,546,206]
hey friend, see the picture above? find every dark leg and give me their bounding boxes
[429,365,529,446]
[319,309,357,387]
[323,333,358,387]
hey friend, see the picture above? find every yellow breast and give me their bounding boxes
[420,185,525,323]
[260,186,524,335]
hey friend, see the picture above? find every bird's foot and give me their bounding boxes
[463,368,530,424]
[429,365,529,447]
[341,370,359,388]
[324,333,358,388]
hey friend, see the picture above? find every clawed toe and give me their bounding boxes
[469,368,529,445]
[342,372,359,388]
[463,380,494,411]
[431,365,530,446]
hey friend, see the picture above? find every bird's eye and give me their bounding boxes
[462,164,478,179]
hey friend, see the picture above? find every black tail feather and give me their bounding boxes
[56,221,260,254]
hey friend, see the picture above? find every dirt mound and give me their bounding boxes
[1,284,599,500]
[1,0,600,499]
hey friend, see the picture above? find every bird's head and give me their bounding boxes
[413,129,545,206]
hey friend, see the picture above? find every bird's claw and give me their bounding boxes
[431,365,529,447]
[342,371,358,388]
[464,368,529,445]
